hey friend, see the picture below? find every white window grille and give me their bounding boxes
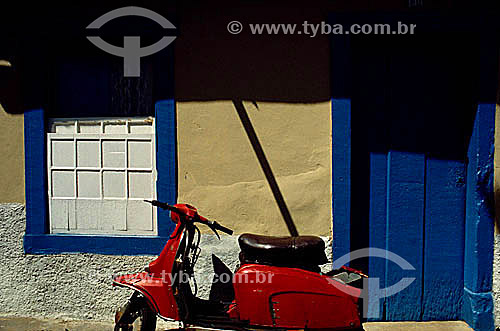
[47,117,157,235]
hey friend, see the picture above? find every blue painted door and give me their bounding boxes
[345,33,478,321]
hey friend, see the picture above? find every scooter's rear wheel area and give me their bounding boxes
[114,295,157,331]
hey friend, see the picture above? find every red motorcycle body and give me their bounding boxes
[233,264,361,329]
[112,225,182,320]
[113,204,362,330]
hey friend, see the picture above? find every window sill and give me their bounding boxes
[23,233,171,255]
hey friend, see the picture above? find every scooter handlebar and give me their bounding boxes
[211,221,234,235]
[144,200,233,236]
[144,200,180,213]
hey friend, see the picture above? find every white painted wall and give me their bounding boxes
[0,203,332,322]
[0,203,150,320]
[0,203,241,321]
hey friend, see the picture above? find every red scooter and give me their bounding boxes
[113,201,365,331]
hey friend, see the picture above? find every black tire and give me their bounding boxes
[132,304,157,331]
[114,296,157,331]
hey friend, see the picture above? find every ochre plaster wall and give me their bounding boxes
[177,100,332,236]
[0,105,24,203]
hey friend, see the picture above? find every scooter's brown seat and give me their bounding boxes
[238,234,329,271]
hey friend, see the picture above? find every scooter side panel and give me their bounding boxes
[233,264,361,329]
[269,291,360,329]
[113,272,179,320]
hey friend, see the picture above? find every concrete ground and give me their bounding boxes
[363,321,473,331]
[0,316,177,331]
[0,316,113,330]
[0,316,475,331]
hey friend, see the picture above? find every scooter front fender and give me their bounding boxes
[113,272,179,320]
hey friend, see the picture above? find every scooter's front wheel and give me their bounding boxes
[134,305,156,331]
[114,294,157,331]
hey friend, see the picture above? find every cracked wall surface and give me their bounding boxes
[0,203,236,321]
[0,203,150,321]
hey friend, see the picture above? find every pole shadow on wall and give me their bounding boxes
[232,100,299,237]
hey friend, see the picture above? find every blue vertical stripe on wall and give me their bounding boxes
[331,98,351,263]
[24,109,47,235]
[385,151,425,321]
[155,99,177,236]
[464,104,494,291]
[422,159,466,320]
[330,28,352,263]
[462,103,495,331]
[367,153,388,320]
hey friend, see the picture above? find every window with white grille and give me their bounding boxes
[47,117,156,235]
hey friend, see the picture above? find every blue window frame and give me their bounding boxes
[23,25,177,255]
[23,100,176,255]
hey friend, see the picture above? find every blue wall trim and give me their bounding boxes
[23,101,177,255]
[464,103,495,292]
[422,159,466,320]
[24,109,48,235]
[463,103,495,331]
[155,99,177,236]
[331,98,351,263]
[463,287,494,331]
[24,234,171,255]
[330,25,352,263]
[367,153,387,320]
[385,151,425,321]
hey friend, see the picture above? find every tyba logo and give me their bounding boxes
[86,7,176,77]
[328,248,416,319]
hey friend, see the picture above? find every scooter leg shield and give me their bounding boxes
[209,254,235,303]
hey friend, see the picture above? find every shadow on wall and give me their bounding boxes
[173,4,331,103]
[0,2,495,224]
[0,5,335,114]
[1,0,497,108]
[0,59,21,114]
[0,2,337,237]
